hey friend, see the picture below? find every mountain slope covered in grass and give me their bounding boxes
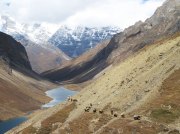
[12,32,180,134]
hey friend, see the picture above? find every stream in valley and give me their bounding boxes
[0,87,77,134]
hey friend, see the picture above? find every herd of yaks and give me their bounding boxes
[67,96,141,120]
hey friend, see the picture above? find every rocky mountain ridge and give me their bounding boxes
[109,0,180,63]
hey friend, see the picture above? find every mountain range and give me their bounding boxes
[0,15,120,72]
[0,15,71,73]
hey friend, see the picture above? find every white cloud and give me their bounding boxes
[63,0,165,28]
[1,0,165,29]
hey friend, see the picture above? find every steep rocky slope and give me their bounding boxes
[0,32,57,120]
[16,35,70,73]
[106,0,180,64]
[0,32,31,70]
[42,0,180,83]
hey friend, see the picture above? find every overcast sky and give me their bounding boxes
[0,0,165,29]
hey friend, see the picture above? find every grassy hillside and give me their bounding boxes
[10,34,180,134]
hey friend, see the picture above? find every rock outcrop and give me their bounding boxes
[0,32,32,70]
[107,0,180,63]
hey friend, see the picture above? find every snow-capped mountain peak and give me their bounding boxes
[0,14,59,45]
[21,23,55,44]
[49,26,121,57]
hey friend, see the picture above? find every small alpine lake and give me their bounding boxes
[0,117,27,134]
[0,86,77,134]
[42,86,77,108]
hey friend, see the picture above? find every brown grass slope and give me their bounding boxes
[0,63,55,120]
